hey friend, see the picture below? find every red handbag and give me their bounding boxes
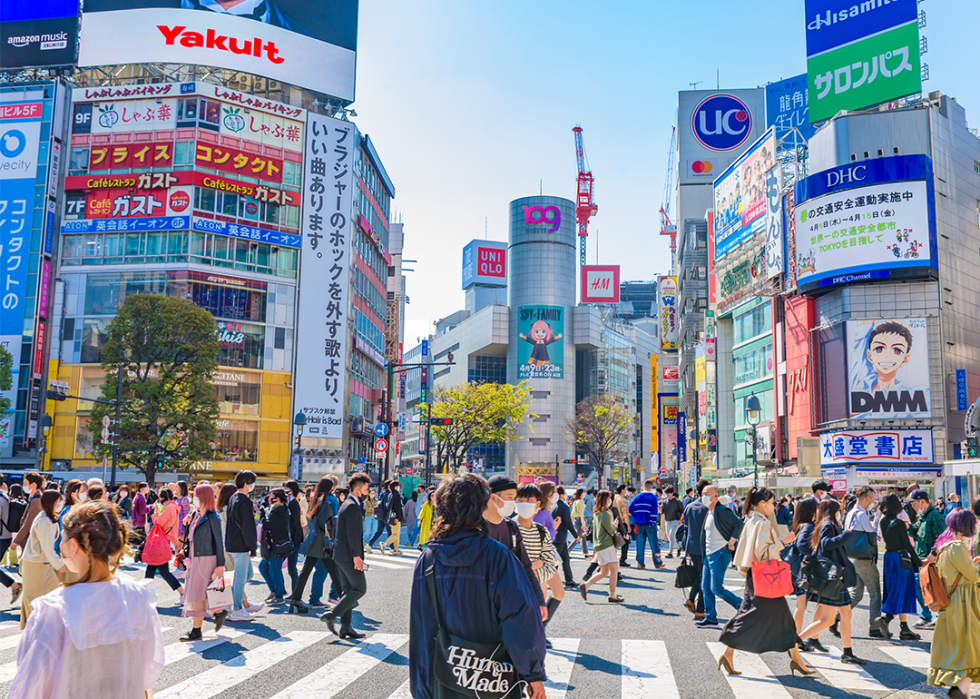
[142,521,174,566]
[752,559,794,598]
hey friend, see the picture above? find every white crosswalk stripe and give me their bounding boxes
[707,642,794,699]
[621,640,680,699]
[878,644,930,668]
[802,645,889,692]
[385,679,412,698]
[163,628,254,665]
[544,637,580,699]
[269,633,408,698]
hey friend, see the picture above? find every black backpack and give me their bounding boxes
[2,492,26,536]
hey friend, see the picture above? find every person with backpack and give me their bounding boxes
[258,488,292,604]
[409,474,546,699]
[145,488,186,605]
[911,489,946,629]
[12,472,44,555]
[927,508,980,699]
[288,476,341,614]
[368,480,392,552]
[0,482,25,604]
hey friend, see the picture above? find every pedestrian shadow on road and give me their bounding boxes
[619,603,679,617]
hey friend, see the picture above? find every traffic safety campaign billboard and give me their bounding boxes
[517,305,564,380]
[847,317,930,419]
[580,265,620,304]
[0,0,79,69]
[78,0,358,103]
[293,113,355,440]
[794,154,935,288]
[677,89,765,185]
[713,129,776,259]
[804,0,921,123]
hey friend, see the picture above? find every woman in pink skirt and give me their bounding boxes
[181,484,229,641]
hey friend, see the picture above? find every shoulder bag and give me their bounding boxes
[750,526,793,598]
[674,555,699,589]
[843,511,877,560]
[804,554,844,600]
[920,548,963,612]
[422,548,524,698]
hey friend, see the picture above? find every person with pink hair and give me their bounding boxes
[520,320,562,367]
[180,483,228,641]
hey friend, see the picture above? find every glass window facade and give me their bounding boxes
[468,355,507,384]
[733,302,772,345]
[734,344,773,387]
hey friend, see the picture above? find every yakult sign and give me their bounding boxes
[461,239,507,289]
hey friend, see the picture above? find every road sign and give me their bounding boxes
[374,422,389,437]
[421,340,428,356]
[101,427,111,442]
[406,466,413,475]
[102,415,111,428]
[374,438,388,453]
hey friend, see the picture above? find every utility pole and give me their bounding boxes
[111,364,123,488]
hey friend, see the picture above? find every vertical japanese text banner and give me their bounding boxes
[294,114,354,441]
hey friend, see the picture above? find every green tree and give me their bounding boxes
[430,381,535,473]
[564,395,634,487]
[0,345,13,441]
[88,295,219,483]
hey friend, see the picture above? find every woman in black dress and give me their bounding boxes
[799,499,867,665]
[875,493,922,641]
[717,487,815,677]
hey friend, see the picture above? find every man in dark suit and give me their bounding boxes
[283,480,304,594]
[321,472,371,638]
[552,486,579,588]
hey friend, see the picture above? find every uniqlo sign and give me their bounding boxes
[581,265,620,304]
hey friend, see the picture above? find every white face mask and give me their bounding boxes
[193,496,200,508]
[701,495,713,508]
[515,502,537,520]
[496,499,516,518]
[550,495,558,507]
[77,491,88,502]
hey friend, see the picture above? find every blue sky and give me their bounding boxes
[352,0,980,345]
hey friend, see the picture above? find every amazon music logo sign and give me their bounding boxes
[692,93,752,152]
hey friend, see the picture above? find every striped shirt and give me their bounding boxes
[520,522,558,585]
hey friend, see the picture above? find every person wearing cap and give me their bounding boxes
[483,474,548,622]
[910,488,945,628]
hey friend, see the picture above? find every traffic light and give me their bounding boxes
[430,417,453,426]
[967,438,979,459]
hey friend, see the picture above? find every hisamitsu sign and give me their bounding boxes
[819,428,934,465]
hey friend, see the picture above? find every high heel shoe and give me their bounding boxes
[789,658,816,677]
[288,599,309,614]
[718,656,741,676]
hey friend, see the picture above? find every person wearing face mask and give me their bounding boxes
[0,479,24,604]
[12,471,45,557]
[715,487,814,677]
[319,473,372,638]
[843,486,883,639]
[580,490,624,603]
[225,470,259,622]
[552,486,579,588]
[417,488,434,550]
[516,484,563,646]
[910,488,945,629]
[483,475,548,621]
[132,482,150,537]
[679,479,712,621]
[384,481,405,555]
[697,485,744,630]
[9,500,165,699]
[258,488,291,605]
[19,490,67,628]
[180,484,228,641]
[54,480,86,584]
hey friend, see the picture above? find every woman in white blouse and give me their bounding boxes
[9,500,164,699]
[19,490,66,629]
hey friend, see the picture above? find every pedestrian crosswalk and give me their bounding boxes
[0,616,938,698]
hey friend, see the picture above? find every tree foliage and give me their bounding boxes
[430,381,535,472]
[0,344,12,416]
[564,395,634,486]
[88,294,219,483]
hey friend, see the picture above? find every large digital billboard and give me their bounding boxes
[293,113,355,441]
[517,305,564,380]
[794,154,935,288]
[804,0,920,123]
[713,129,776,260]
[847,318,931,419]
[0,0,79,69]
[77,0,357,102]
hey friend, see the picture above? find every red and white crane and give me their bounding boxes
[660,126,677,270]
[573,126,597,266]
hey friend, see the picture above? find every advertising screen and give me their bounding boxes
[78,0,358,102]
[517,305,564,380]
[713,130,776,260]
[580,265,620,304]
[847,318,931,419]
[0,0,79,69]
[461,240,507,289]
[794,155,935,288]
[292,113,355,440]
[658,276,678,351]
[804,0,920,123]
[766,74,817,141]
[658,393,679,475]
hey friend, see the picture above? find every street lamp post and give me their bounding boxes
[37,414,53,470]
[745,393,761,489]
[293,411,307,480]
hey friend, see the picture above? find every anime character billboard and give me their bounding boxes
[847,318,931,419]
[517,305,564,380]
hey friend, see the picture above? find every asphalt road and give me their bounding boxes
[0,543,955,699]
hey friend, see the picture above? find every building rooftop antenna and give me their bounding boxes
[690,81,702,91]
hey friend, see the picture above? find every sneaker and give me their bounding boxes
[265,593,276,603]
[309,601,329,610]
[365,545,373,554]
[268,597,286,605]
[228,608,252,622]
[696,619,720,629]
[176,594,185,606]
[328,596,341,606]
[665,553,674,559]
[245,602,265,614]
[913,619,935,629]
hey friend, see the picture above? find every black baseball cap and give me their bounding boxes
[910,489,930,502]
[487,474,518,494]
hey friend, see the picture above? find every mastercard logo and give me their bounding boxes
[691,160,714,174]
[169,191,190,212]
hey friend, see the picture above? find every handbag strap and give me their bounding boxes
[422,547,445,631]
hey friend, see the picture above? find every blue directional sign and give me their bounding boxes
[421,340,429,356]
[374,422,389,437]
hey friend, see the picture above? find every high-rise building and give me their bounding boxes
[617,280,658,320]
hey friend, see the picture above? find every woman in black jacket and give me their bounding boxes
[875,493,922,641]
[259,488,291,604]
[181,484,228,642]
[288,477,342,614]
[799,499,865,665]
[791,498,827,651]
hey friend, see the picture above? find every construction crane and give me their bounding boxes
[660,126,677,271]
[573,126,597,266]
